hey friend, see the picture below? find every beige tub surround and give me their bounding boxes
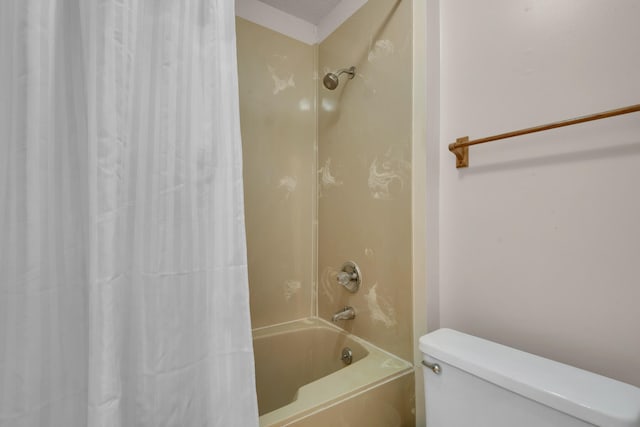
[236,1,418,424]
[237,0,414,359]
[236,18,317,328]
[318,0,414,362]
[253,318,413,427]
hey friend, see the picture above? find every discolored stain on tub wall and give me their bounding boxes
[318,0,413,361]
[368,146,411,200]
[236,18,316,328]
[283,280,302,302]
[367,39,395,63]
[278,175,298,200]
[318,157,343,197]
[364,283,398,328]
[267,65,296,95]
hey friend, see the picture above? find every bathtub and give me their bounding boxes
[253,318,413,426]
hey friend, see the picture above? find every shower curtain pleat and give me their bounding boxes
[0,1,259,426]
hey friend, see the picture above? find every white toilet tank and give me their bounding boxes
[420,329,640,427]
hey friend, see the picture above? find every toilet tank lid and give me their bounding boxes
[419,329,640,427]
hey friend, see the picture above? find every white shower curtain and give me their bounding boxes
[0,1,259,426]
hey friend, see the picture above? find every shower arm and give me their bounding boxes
[335,67,356,79]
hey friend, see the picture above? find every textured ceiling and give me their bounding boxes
[257,0,342,25]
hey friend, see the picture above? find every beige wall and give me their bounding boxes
[236,18,317,328]
[317,0,414,362]
[438,0,640,387]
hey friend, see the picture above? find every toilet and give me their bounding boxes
[420,329,640,426]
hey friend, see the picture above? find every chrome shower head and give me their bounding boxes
[322,66,356,90]
[323,73,340,90]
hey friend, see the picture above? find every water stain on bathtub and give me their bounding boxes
[368,39,395,62]
[320,266,340,304]
[283,280,302,301]
[368,147,410,200]
[365,283,397,328]
[380,357,408,370]
[267,65,295,95]
[318,158,343,196]
[277,175,297,199]
[364,248,375,257]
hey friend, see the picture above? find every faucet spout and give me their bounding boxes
[332,306,356,322]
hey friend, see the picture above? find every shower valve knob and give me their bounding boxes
[336,261,361,293]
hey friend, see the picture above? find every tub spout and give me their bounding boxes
[332,306,356,322]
